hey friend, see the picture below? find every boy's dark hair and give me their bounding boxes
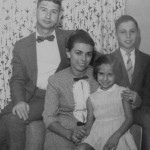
[93,54,122,82]
[115,15,138,30]
[37,0,61,8]
[66,29,95,52]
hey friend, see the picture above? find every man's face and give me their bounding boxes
[36,1,60,31]
[116,21,139,52]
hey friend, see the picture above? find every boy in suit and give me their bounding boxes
[0,0,73,150]
[112,15,150,150]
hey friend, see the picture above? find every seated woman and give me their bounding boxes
[43,29,99,150]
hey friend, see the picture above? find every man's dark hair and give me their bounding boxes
[37,0,61,8]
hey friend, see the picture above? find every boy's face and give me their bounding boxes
[116,20,139,52]
[36,1,60,31]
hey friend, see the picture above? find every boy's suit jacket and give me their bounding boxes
[9,28,73,106]
[112,48,150,107]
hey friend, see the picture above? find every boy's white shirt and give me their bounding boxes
[120,48,135,70]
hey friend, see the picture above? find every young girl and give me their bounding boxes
[76,54,137,150]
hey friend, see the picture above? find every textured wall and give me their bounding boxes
[125,0,150,55]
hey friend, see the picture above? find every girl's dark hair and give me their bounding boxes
[37,0,61,8]
[93,54,122,82]
[66,29,95,52]
[115,15,138,30]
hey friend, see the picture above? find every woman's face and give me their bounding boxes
[67,42,93,76]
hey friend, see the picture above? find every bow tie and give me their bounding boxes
[74,76,88,82]
[36,35,55,43]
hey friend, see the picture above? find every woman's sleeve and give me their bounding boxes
[43,77,60,128]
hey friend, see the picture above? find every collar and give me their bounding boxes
[36,30,56,39]
[97,84,117,92]
[120,48,135,57]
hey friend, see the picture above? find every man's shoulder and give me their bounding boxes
[55,28,74,36]
[56,27,73,33]
[110,49,120,55]
[136,49,150,59]
[15,32,35,46]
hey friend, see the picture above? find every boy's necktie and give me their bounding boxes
[126,52,133,83]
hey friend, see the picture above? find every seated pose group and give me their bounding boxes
[0,0,150,149]
[43,15,150,150]
[76,54,137,150]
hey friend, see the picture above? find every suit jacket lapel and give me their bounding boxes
[131,49,141,86]
[117,50,130,84]
[115,49,131,86]
[55,28,69,72]
[26,29,69,85]
[26,33,37,85]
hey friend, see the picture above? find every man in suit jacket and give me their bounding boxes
[112,15,150,150]
[0,0,73,150]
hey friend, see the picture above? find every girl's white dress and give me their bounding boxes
[83,84,137,150]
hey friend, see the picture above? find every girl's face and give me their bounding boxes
[67,42,93,76]
[97,64,115,90]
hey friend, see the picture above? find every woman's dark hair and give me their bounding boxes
[66,29,95,52]
[37,0,61,8]
[115,15,138,31]
[93,54,122,82]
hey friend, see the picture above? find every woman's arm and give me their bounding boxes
[43,77,85,143]
[43,78,72,140]
[48,122,73,140]
[85,97,95,136]
[103,98,133,150]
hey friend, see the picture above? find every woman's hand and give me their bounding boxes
[70,127,86,145]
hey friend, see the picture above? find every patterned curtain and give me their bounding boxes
[0,0,37,111]
[0,0,125,111]
[61,0,125,53]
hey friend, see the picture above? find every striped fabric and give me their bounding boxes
[126,52,133,83]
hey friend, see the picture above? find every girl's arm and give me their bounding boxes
[114,97,133,137]
[85,97,95,136]
[103,98,133,150]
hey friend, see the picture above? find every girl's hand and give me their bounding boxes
[103,133,120,150]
